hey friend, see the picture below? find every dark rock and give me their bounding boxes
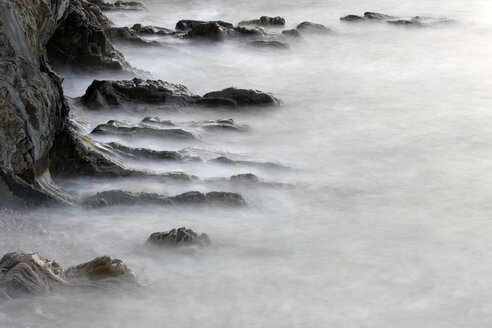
[211,156,287,169]
[239,16,286,26]
[83,190,246,207]
[184,22,233,41]
[281,29,301,37]
[107,27,162,46]
[194,119,249,132]
[230,173,261,183]
[106,142,188,161]
[175,20,233,32]
[296,21,331,33]
[340,14,365,22]
[364,12,395,20]
[249,40,289,49]
[203,87,282,107]
[81,78,199,109]
[131,24,174,35]
[86,0,144,11]
[64,256,136,281]
[146,227,211,248]
[387,16,454,26]
[0,252,64,296]
[47,0,133,71]
[90,120,197,140]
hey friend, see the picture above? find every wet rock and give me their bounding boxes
[64,256,136,281]
[90,121,196,140]
[0,252,64,295]
[340,12,395,22]
[146,228,211,248]
[83,190,246,207]
[203,87,282,107]
[106,142,190,161]
[47,0,133,71]
[176,20,234,32]
[281,29,301,38]
[140,117,177,127]
[108,27,162,46]
[387,16,454,26]
[239,16,286,26]
[87,0,144,11]
[296,21,331,33]
[230,173,261,183]
[249,40,289,49]
[212,156,287,169]
[81,78,199,109]
[0,0,69,190]
[184,22,235,41]
[131,24,174,35]
[194,119,249,132]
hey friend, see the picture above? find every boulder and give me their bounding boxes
[107,27,162,46]
[202,87,282,107]
[296,21,331,33]
[90,121,196,140]
[146,227,211,248]
[0,252,64,296]
[281,29,301,37]
[176,20,233,32]
[81,78,199,109]
[239,16,286,26]
[64,256,136,281]
[184,22,234,41]
[230,173,261,183]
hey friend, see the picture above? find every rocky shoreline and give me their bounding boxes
[0,0,453,297]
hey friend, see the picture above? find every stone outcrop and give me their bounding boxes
[0,252,135,297]
[86,0,144,11]
[83,190,246,207]
[47,0,132,71]
[146,227,211,248]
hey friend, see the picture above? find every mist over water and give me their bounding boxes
[3,0,492,327]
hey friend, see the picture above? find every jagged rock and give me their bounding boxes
[86,0,144,11]
[175,20,233,32]
[83,190,246,207]
[296,21,331,33]
[131,24,173,35]
[90,120,196,140]
[47,0,133,71]
[239,16,285,26]
[203,87,282,107]
[184,22,234,41]
[140,117,177,127]
[281,29,301,37]
[81,78,199,109]
[194,119,249,132]
[233,26,270,38]
[249,40,289,49]
[64,256,136,281]
[0,0,69,184]
[0,252,65,296]
[106,142,193,161]
[146,228,211,248]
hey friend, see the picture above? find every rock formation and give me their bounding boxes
[146,227,211,248]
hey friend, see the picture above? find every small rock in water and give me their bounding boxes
[64,256,136,281]
[146,227,211,248]
[296,21,331,33]
[281,29,301,38]
[203,87,282,107]
[239,16,286,26]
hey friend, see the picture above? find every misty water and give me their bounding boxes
[3,0,492,327]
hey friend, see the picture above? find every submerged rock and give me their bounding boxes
[81,78,199,109]
[340,12,395,22]
[107,27,163,46]
[230,173,261,183]
[183,21,235,41]
[249,40,289,49]
[90,121,196,140]
[340,12,453,27]
[239,16,286,26]
[203,87,282,107]
[64,256,136,281]
[83,190,246,207]
[296,21,331,33]
[281,29,301,38]
[176,20,234,32]
[146,228,211,248]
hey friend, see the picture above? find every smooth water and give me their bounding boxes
[3,0,492,327]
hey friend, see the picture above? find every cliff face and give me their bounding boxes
[0,0,69,184]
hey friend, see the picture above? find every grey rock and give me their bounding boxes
[175,20,233,32]
[239,16,286,26]
[146,227,211,248]
[296,21,331,33]
[203,87,282,107]
[64,256,136,281]
[249,40,289,49]
[90,120,197,140]
[86,0,144,11]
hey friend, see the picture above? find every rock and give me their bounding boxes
[0,252,65,296]
[146,227,211,248]
[106,142,189,161]
[387,16,454,26]
[203,87,282,107]
[107,27,162,46]
[281,29,301,37]
[64,256,136,281]
[230,173,261,183]
[340,12,395,22]
[131,24,173,35]
[81,78,199,109]
[83,190,246,207]
[175,20,233,32]
[184,22,234,41]
[90,121,197,140]
[249,40,289,49]
[239,16,285,26]
[86,0,144,11]
[47,0,133,71]
[296,21,331,33]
